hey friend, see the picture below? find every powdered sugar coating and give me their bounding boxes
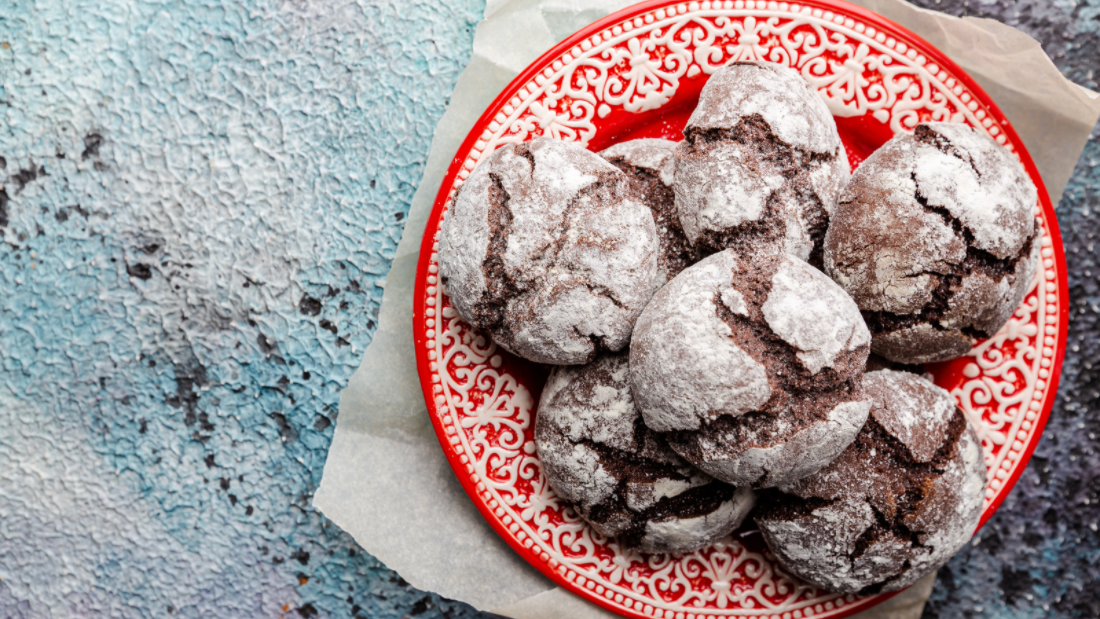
[538,440,620,508]
[439,137,659,365]
[601,139,699,285]
[866,369,956,463]
[825,141,964,315]
[536,352,755,554]
[676,142,776,241]
[870,323,972,366]
[762,255,871,375]
[909,122,1036,259]
[824,123,1039,364]
[941,238,1040,335]
[675,61,849,262]
[757,370,986,594]
[788,148,851,257]
[692,399,871,488]
[631,249,871,488]
[601,138,677,186]
[641,486,756,554]
[756,497,878,592]
[685,61,839,153]
[537,350,637,452]
[629,251,772,433]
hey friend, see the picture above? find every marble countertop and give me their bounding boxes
[0,1,1095,618]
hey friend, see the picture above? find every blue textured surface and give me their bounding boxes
[0,1,1096,618]
[0,1,485,617]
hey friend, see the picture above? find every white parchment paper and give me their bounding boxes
[314,1,1100,617]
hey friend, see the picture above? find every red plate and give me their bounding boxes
[413,1,1068,616]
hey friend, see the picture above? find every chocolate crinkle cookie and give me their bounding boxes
[755,369,986,594]
[601,139,698,285]
[629,247,872,489]
[438,137,659,365]
[536,352,755,554]
[824,122,1039,364]
[674,61,849,266]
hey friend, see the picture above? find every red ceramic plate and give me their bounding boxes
[414,1,1068,617]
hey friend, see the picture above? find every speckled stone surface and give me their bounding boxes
[0,1,485,617]
[0,1,1096,618]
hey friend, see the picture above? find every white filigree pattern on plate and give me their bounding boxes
[420,2,1061,617]
[954,234,1059,508]
[446,0,1017,203]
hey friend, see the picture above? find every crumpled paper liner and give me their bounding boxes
[314,0,1100,617]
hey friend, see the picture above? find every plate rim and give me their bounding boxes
[412,0,1069,616]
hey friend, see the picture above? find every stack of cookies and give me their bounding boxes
[438,60,1037,595]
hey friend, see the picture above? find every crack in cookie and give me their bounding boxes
[824,122,1039,364]
[674,61,849,267]
[439,136,660,365]
[601,139,698,284]
[630,247,871,488]
[755,370,986,594]
[535,351,755,554]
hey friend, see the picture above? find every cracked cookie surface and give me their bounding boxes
[535,351,755,554]
[824,122,1039,364]
[601,138,698,285]
[438,137,659,365]
[629,247,871,488]
[755,369,986,594]
[674,61,849,266]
